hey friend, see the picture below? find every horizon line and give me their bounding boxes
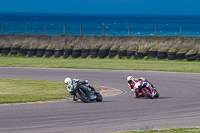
[1,11,200,15]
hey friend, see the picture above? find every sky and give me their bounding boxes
[0,0,200,14]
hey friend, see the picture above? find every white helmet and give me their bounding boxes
[127,76,133,84]
[64,77,73,92]
[64,77,72,85]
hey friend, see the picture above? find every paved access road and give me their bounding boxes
[0,67,200,133]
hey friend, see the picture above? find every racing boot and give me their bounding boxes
[151,84,156,88]
[73,95,78,102]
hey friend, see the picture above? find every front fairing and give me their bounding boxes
[78,84,93,99]
[79,85,98,100]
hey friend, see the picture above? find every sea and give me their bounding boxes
[1,12,200,36]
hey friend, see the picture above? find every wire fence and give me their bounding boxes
[1,25,183,36]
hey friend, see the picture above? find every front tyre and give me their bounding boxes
[76,88,90,103]
[142,89,154,99]
[96,93,103,102]
[154,90,159,98]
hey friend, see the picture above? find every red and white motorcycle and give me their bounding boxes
[134,82,159,99]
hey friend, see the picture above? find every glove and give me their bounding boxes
[73,78,80,82]
[152,84,156,88]
[82,80,89,85]
[139,77,145,81]
[85,80,88,84]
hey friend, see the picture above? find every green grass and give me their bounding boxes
[0,77,101,104]
[118,127,200,133]
[0,55,200,73]
[0,78,71,104]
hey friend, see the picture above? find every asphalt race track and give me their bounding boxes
[0,67,200,133]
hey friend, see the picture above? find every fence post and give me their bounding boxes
[25,25,27,34]
[2,25,4,35]
[180,26,182,37]
[80,25,82,36]
[103,26,105,36]
[45,25,47,35]
[63,25,65,35]
[128,26,130,36]
[155,26,157,36]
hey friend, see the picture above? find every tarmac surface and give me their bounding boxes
[0,67,200,133]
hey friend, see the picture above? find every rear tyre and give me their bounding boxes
[142,89,154,99]
[76,89,90,103]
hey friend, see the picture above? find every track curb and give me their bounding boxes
[98,86,124,97]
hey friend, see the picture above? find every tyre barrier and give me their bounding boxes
[11,47,20,55]
[126,51,136,59]
[63,49,72,58]
[198,53,200,61]
[81,49,90,58]
[99,49,109,59]
[186,53,197,61]
[157,51,167,60]
[118,50,127,59]
[148,51,157,59]
[28,49,37,57]
[109,50,118,58]
[167,52,177,60]
[37,49,45,57]
[19,48,28,56]
[135,52,147,59]
[2,47,199,62]
[45,49,54,58]
[72,49,82,58]
[176,53,186,60]
[90,49,99,58]
[54,49,63,58]
[2,47,11,55]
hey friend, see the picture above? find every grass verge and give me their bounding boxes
[118,127,200,133]
[0,55,200,73]
[0,78,101,104]
[0,78,70,104]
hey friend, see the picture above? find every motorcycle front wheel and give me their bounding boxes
[154,90,159,98]
[95,93,103,102]
[76,88,90,103]
[142,88,154,99]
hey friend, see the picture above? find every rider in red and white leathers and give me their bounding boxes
[127,76,155,98]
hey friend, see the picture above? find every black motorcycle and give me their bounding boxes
[70,83,103,103]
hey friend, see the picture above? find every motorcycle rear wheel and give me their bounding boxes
[76,89,90,103]
[142,89,154,99]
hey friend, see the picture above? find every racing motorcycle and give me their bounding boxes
[135,82,159,99]
[70,84,103,103]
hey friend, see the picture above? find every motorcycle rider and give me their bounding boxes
[127,76,155,98]
[64,77,98,101]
